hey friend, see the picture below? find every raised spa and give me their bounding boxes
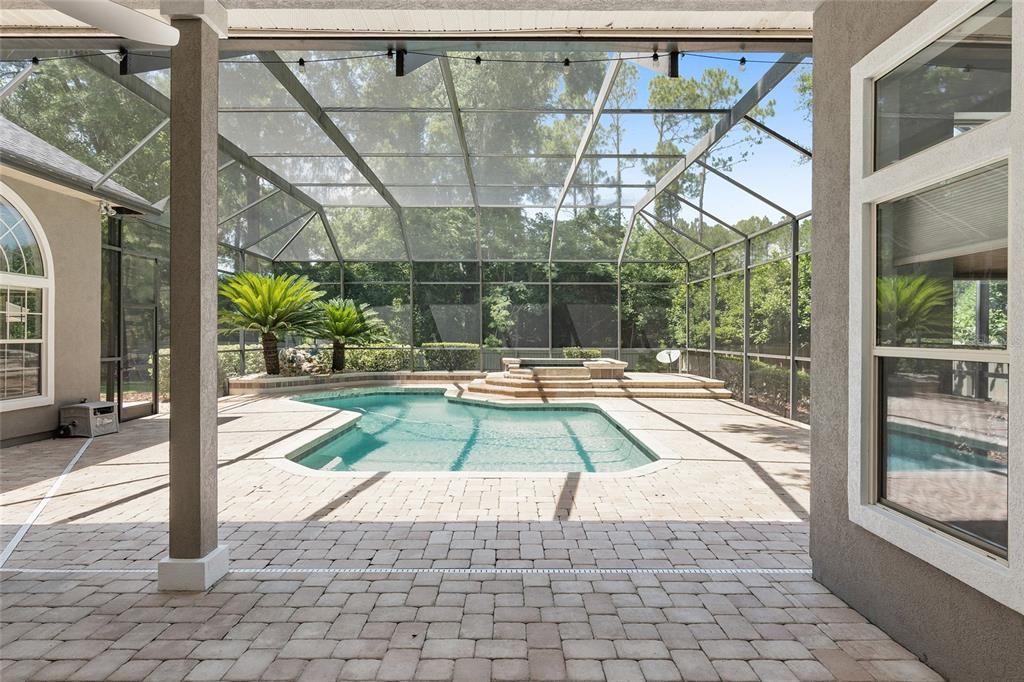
[293,390,655,473]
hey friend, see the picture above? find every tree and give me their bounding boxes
[748,260,791,352]
[1,59,170,202]
[315,299,390,372]
[953,280,1008,347]
[218,272,324,375]
[586,61,639,210]
[713,271,744,351]
[483,282,550,348]
[796,251,812,353]
[618,233,686,349]
[482,288,513,347]
[646,67,775,243]
[688,280,712,349]
[796,70,812,122]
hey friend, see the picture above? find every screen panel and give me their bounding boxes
[326,207,407,261]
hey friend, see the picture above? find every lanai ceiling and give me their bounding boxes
[0,2,814,265]
[1,1,815,39]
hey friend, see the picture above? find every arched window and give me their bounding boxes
[0,182,54,411]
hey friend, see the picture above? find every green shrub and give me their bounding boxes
[157,351,171,399]
[631,351,673,373]
[746,359,811,419]
[244,347,266,374]
[420,342,480,371]
[345,346,411,372]
[157,350,233,399]
[562,347,602,359]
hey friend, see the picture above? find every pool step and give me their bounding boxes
[485,375,725,390]
[465,382,732,399]
[507,367,591,379]
[467,366,732,400]
[466,373,731,399]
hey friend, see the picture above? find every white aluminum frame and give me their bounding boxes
[0,180,56,413]
[848,0,1022,613]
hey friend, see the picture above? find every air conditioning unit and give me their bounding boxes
[58,401,119,437]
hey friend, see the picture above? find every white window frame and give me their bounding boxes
[0,180,55,412]
[849,0,1023,614]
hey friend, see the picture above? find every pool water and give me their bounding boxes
[294,391,655,473]
[885,430,1006,473]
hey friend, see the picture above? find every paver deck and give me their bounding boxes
[0,388,941,681]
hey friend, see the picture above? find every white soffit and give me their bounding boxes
[221,9,812,36]
[1,3,814,38]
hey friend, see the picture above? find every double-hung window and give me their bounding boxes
[849,0,1020,613]
[0,182,54,411]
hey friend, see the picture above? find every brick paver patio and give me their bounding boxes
[0,390,941,681]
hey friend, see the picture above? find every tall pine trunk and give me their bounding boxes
[332,340,345,373]
[262,332,280,375]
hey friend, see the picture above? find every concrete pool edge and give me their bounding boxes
[259,384,685,479]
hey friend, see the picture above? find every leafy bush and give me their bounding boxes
[634,353,659,372]
[345,346,411,372]
[630,350,679,373]
[157,349,237,400]
[746,359,810,419]
[420,342,480,371]
[562,347,602,359]
[747,359,789,413]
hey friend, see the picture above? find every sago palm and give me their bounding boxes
[218,272,324,375]
[876,274,952,345]
[315,298,389,372]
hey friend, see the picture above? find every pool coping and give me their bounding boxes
[255,383,685,480]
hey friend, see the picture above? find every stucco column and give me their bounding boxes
[158,5,229,591]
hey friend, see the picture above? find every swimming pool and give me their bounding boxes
[885,428,1007,473]
[293,390,655,473]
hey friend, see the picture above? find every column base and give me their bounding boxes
[158,544,229,591]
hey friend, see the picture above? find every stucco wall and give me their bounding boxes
[0,172,101,444]
[810,3,1024,680]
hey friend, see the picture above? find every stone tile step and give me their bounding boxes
[507,367,592,378]
[483,376,725,389]
[592,378,726,388]
[465,383,732,399]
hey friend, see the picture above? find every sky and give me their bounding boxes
[598,51,812,226]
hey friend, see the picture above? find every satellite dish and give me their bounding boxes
[655,349,681,365]
[43,0,180,47]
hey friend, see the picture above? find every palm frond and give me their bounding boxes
[218,271,324,337]
[315,298,390,345]
[877,274,952,344]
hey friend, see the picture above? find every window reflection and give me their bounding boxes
[875,0,1012,169]
[879,358,1008,554]
[876,163,1008,349]
[0,285,44,400]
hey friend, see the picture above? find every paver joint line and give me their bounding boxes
[0,390,939,681]
[0,566,813,576]
[0,437,93,569]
